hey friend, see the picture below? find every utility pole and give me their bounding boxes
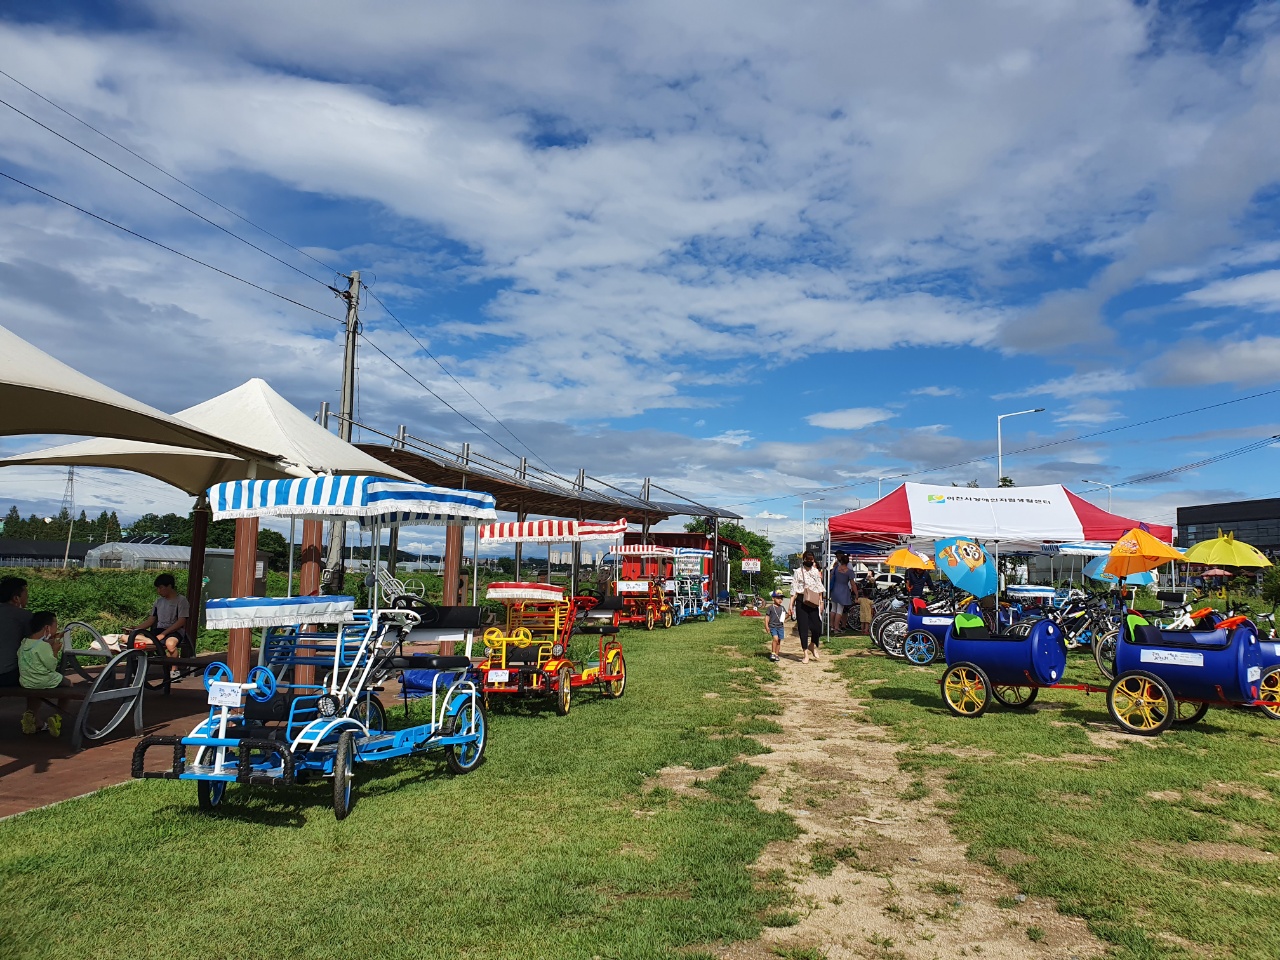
[61,467,75,568]
[324,270,360,593]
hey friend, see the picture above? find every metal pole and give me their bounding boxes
[324,270,360,593]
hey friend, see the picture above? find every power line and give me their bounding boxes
[0,168,343,323]
[0,67,341,279]
[723,388,1280,508]
[0,93,334,290]
[362,286,553,471]
[356,330,536,464]
[1107,435,1280,489]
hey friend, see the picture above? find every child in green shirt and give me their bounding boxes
[19,611,68,737]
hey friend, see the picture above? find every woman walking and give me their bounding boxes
[790,550,826,662]
[830,552,853,632]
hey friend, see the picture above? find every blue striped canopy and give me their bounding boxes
[208,475,497,527]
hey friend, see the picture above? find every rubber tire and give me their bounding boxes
[644,607,655,631]
[903,630,939,665]
[1107,671,1177,737]
[601,647,626,699]
[706,605,717,623]
[1093,628,1119,681]
[197,777,226,811]
[1174,700,1210,726]
[880,616,908,659]
[942,662,991,718]
[1259,665,1280,720]
[555,665,573,716]
[352,695,387,734]
[991,685,1039,709]
[332,730,355,820]
[445,697,488,774]
[661,608,674,629]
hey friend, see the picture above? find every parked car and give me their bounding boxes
[873,572,905,590]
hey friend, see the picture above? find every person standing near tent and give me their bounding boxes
[830,552,854,632]
[789,551,826,662]
[905,566,933,599]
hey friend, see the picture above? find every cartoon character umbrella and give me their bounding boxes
[886,547,936,571]
[1083,556,1156,586]
[933,537,997,598]
[1182,531,1272,569]
[1103,528,1183,579]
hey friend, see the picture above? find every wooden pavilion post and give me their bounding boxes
[294,519,325,687]
[440,525,465,654]
[227,517,259,681]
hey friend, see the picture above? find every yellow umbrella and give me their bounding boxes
[1182,530,1272,569]
[886,546,936,571]
[1104,528,1184,578]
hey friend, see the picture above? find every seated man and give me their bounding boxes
[0,576,32,688]
[129,574,190,680]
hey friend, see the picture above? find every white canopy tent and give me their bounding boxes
[1,378,418,618]
[0,323,275,460]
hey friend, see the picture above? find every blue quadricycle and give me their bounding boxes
[130,474,498,819]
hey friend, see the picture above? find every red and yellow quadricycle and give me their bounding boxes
[476,582,626,715]
[474,518,629,715]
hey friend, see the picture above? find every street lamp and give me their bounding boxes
[996,408,1045,485]
[1080,479,1113,513]
[800,498,824,554]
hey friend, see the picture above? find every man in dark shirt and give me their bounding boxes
[0,576,32,687]
[905,567,933,599]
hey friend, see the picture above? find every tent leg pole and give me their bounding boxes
[286,518,296,598]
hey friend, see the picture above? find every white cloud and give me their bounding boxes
[709,429,753,446]
[1183,270,1280,312]
[995,369,1138,400]
[911,385,962,397]
[806,408,896,431]
[1148,335,1280,387]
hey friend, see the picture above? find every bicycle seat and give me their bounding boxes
[390,655,471,670]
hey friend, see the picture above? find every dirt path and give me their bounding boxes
[724,645,1106,960]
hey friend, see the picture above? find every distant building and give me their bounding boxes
[84,542,234,571]
[1177,498,1280,558]
[0,538,91,569]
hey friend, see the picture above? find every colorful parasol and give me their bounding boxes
[933,537,997,598]
[1103,528,1184,578]
[1181,531,1272,569]
[885,546,936,571]
[1083,556,1157,586]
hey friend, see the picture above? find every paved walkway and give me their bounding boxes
[0,682,216,819]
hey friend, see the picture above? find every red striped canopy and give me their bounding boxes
[609,544,674,557]
[479,517,627,543]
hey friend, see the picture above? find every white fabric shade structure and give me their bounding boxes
[0,378,416,494]
[0,323,276,460]
[479,518,628,543]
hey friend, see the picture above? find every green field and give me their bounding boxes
[833,646,1280,960]
[0,616,794,960]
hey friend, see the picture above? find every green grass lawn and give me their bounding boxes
[0,617,794,960]
[832,644,1280,960]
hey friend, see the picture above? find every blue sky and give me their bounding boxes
[0,1,1279,555]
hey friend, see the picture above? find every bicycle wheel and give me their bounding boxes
[880,615,908,659]
[1093,628,1119,681]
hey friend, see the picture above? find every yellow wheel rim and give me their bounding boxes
[944,667,987,715]
[606,648,625,696]
[994,685,1032,705]
[1112,677,1170,730]
[1259,669,1280,719]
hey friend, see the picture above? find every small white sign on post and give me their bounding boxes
[741,558,761,573]
[207,681,242,708]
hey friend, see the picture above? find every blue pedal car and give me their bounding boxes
[130,474,498,819]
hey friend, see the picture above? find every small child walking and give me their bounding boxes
[764,591,788,662]
[19,611,69,737]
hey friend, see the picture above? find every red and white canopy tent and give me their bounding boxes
[479,518,628,593]
[828,483,1173,545]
